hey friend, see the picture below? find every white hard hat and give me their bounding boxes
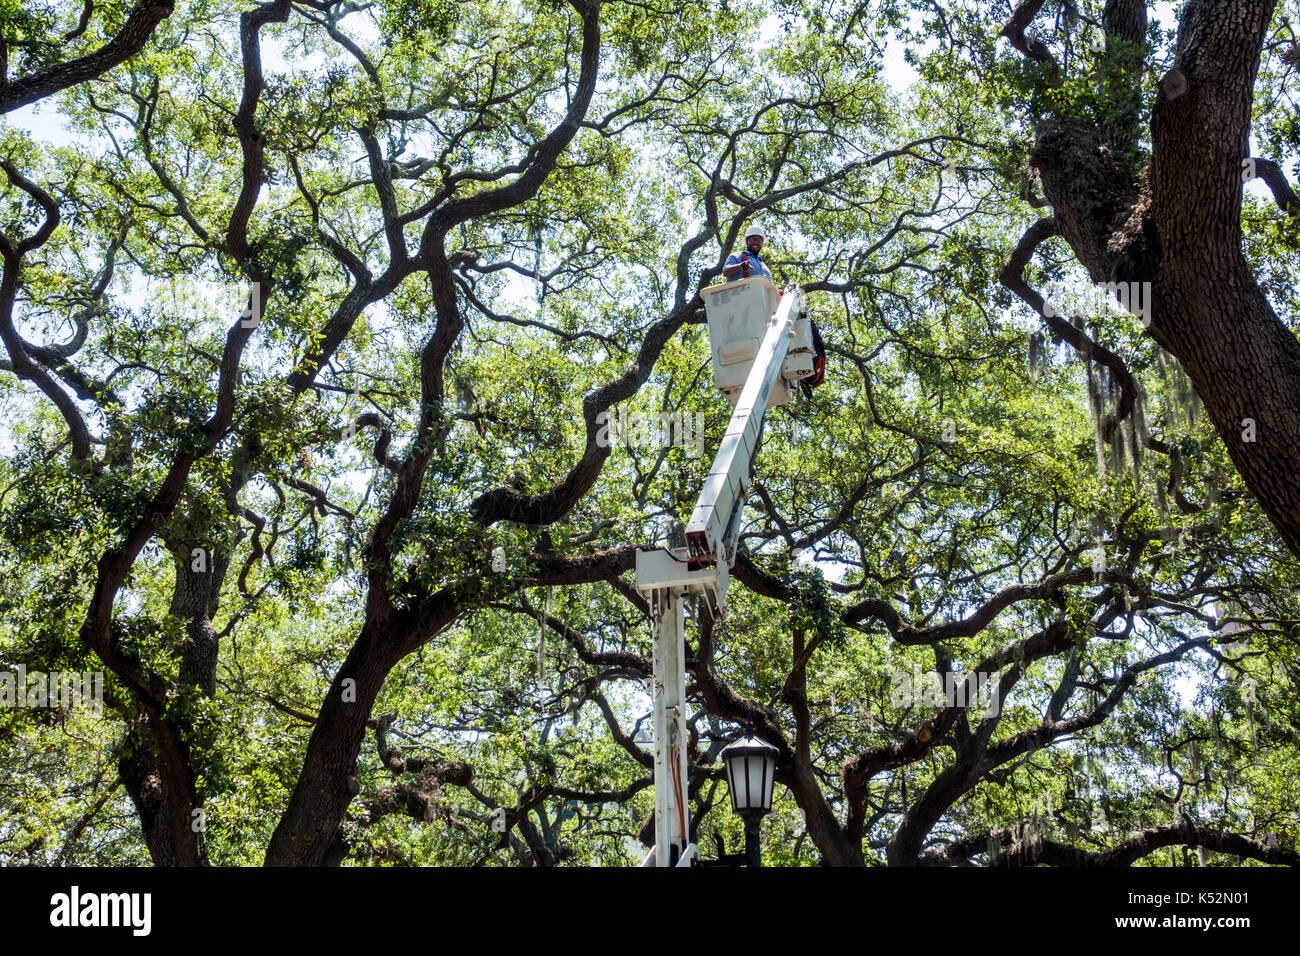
[744,225,766,239]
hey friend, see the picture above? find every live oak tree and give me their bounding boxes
[1,0,1298,867]
[995,0,1300,555]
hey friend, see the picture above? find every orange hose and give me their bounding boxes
[669,741,687,851]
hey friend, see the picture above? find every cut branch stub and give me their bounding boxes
[1160,69,1188,101]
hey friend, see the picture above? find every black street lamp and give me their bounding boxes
[719,725,779,867]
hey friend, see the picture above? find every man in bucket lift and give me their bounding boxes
[723,224,773,282]
[722,224,826,394]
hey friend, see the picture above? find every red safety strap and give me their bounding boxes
[741,252,751,278]
[806,319,826,389]
[808,352,825,387]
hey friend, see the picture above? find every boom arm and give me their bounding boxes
[685,286,806,567]
[631,282,809,867]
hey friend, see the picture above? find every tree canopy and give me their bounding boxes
[1,0,1298,867]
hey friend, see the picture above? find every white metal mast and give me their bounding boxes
[634,280,812,866]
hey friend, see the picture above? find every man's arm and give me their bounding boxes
[722,252,744,278]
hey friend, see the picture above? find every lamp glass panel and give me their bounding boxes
[745,754,770,810]
[725,759,741,811]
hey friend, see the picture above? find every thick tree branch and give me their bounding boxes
[0,0,175,113]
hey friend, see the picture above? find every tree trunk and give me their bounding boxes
[1029,0,1300,557]
[264,628,395,866]
[117,543,232,866]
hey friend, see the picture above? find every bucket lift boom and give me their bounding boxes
[633,279,813,866]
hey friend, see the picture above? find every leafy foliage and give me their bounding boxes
[0,0,1298,867]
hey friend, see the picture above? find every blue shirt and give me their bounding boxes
[724,249,771,282]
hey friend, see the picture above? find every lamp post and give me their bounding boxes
[719,725,779,867]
